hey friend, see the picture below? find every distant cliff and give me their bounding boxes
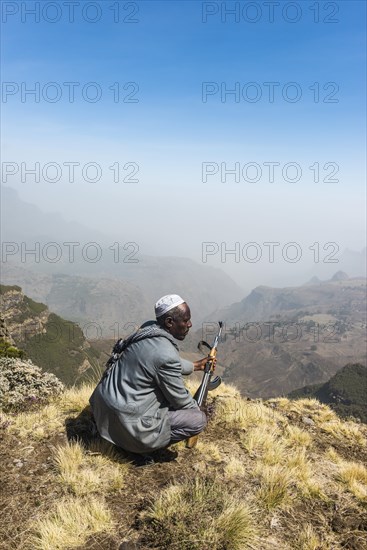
[289,363,367,423]
[205,276,366,398]
[212,275,366,325]
[0,284,102,386]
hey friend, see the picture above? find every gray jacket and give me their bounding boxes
[90,327,197,454]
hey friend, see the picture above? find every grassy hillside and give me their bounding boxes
[289,363,367,423]
[1,381,366,549]
[1,285,102,386]
[22,313,100,386]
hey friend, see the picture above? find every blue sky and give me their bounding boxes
[1,0,366,288]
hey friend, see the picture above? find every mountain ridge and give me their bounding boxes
[202,275,366,398]
[1,260,243,332]
[289,363,367,423]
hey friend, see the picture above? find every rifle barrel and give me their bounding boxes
[186,321,223,449]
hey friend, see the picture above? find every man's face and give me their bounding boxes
[166,303,192,340]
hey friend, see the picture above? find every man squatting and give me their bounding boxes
[90,294,212,463]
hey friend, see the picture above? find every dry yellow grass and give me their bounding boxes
[268,398,367,451]
[213,395,286,431]
[7,403,64,439]
[319,420,366,447]
[186,381,287,431]
[145,477,260,549]
[215,502,260,550]
[151,484,186,521]
[255,464,294,509]
[170,439,186,451]
[287,447,310,473]
[324,447,367,502]
[242,425,288,468]
[284,425,313,448]
[260,442,288,467]
[6,384,95,440]
[58,384,95,414]
[53,440,128,496]
[31,496,113,550]
[269,397,289,408]
[269,397,337,423]
[185,378,240,399]
[241,410,325,501]
[297,524,324,549]
[210,382,241,398]
[325,447,341,463]
[224,457,247,479]
[196,440,222,462]
[285,449,325,499]
[336,460,367,502]
[3,379,367,550]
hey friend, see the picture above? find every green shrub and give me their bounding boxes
[0,338,25,359]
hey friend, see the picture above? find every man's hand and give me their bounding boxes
[193,355,216,371]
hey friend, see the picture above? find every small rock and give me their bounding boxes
[270,516,280,529]
[302,416,315,426]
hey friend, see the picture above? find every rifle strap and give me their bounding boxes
[197,340,211,354]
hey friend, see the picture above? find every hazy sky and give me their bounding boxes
[1,0,366,288]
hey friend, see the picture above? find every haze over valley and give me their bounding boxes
[2,186,366,294]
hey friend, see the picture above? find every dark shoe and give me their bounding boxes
[153,448,178,463]
[131,453,155,467]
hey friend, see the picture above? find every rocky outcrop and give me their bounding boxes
[0,285,49,342]
[0,313,14,344]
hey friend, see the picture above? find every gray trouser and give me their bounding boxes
[168,408,207,443]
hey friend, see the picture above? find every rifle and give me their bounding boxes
[186,321,223,448]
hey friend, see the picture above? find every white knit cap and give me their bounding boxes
[155,294,185,318]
